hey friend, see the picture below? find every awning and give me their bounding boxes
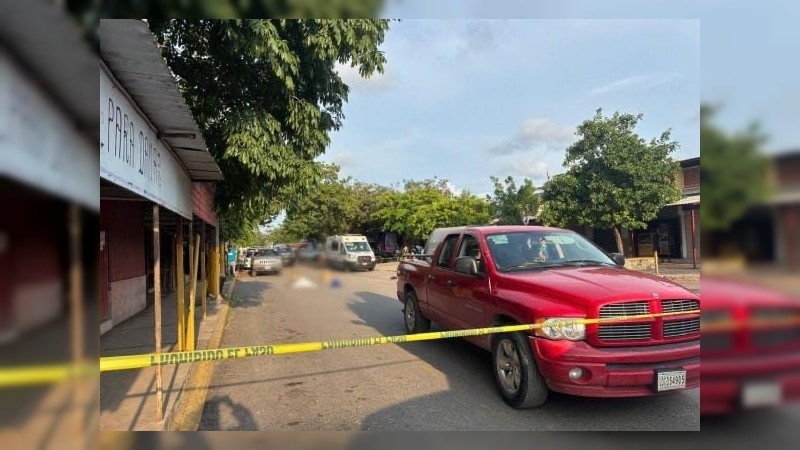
[99,19,223,182]
[667,195,700,206]
[766,189,800,205]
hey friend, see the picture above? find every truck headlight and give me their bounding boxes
[535,318,586,341]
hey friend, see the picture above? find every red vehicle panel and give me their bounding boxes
[701,277,800,415]
[396,225,700,408]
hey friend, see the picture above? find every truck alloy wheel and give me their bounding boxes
[404,291,430,334]
[491,333,548,408]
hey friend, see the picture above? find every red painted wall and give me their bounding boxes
[100,200,145,282]
[683,166,700,189]
[192,182,217,226]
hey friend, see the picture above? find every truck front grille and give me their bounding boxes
[664,317,700,337]
[599,301,650,318]
[598,323,652,340]
[701,333,734,350]
[662,299,699,314]
[597,299,699,344]
[598,302,651,341]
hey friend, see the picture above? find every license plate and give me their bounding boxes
[742,382,782,408]
[655,369,686,392]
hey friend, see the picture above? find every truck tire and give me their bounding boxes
[491,332,549,408]
[404,290,430,334]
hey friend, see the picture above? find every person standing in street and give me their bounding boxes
[226,246,237,276]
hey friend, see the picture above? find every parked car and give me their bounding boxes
[700,277,800,415]
[279,247,297,267]
[298,244,322,264]
[239,247,256,271]
[249,248,283,276]
[325,235,376,271]
[395,225,700,408]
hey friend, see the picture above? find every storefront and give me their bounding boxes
[0,43,98,343]
[99,20,222,334]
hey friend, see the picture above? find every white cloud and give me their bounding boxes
[444,181,459,195]
[331,151,358,169]
[503,158,551,180]
[589,73,683,96]
[487,118,576,155]
[335,62,392,92]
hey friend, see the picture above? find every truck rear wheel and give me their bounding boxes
[404,291,430,334]
[491,332,548,408]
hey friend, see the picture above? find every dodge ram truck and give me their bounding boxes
[396,225,700,408]
[701,277,800,414]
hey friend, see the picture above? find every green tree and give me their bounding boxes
[147,19,390,241]
[700,105,770,230]
[66,2,386,50]
[374,179,491,240]
[541,109,681,255]
[487,176,539,225]
[279,164,357,242]
[348,180,393,233]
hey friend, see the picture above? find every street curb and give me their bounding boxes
[164,291,233,430]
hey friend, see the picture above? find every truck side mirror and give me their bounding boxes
[610,253,625,267]
[455,256,478,276]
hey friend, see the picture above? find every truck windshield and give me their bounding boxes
[344,242,371,252]
[254,249,279,257]
[486,231,616,272]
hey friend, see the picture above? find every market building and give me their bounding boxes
[99,19,222,334]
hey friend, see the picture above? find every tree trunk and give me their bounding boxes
[613,227,625,255]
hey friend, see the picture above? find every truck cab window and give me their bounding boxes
[437,234,460,269]
[457,235,484,275]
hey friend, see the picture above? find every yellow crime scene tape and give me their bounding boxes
[0,310,700,387]
[0,363,97,388]
[99,309,700,372]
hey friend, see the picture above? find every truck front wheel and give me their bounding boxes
[491,333,549,408]
[404,291,430,334]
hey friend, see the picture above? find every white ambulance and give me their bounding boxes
[324,235,376,271]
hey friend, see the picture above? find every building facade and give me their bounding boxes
[99,20,222,334]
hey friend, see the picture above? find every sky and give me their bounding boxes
[321,19,700,198]
[271,1,800,228]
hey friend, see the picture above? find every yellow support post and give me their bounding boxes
[654,251,660,275]
[186,235,200,351]
[175,222,184,352]
[201,244,208,319]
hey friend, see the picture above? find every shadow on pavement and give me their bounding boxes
[348,291,700,431]
[198,395,259,431]
[230,279,273,309]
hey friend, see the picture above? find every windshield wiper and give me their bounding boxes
[502,261,562,271]
[557,260,616,267]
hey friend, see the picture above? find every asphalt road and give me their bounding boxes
[198,264,700,431]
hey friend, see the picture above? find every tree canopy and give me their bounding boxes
[487,176,539,225]
[541,109,681,254]
[700,105,770,231]
[147,19,391,241]
[374,179,492,241]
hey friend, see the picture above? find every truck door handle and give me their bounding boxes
[447,280,458,287]
[427,275,435,281]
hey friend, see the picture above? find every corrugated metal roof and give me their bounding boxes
[667,195,700,206]
[99,19,223,181]
[0,1,97,135]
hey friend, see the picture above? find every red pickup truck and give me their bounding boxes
[700,277,800,414]
[396,225,700,408]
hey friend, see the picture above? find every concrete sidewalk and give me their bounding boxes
[99,281,230,431]
[641,262,700,282]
